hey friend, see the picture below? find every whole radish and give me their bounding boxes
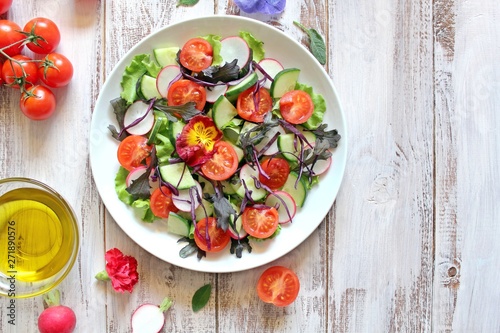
[38,289,76,333]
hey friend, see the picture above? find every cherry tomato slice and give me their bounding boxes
[179,38,213,72]
[279,90,314,124]
[2,55,39,89]
[150,186,178,218]
[259,157,290,190]
[117,135,152,171]
[237,86,273,123]
[201,141,239,181]
[194,217,230,253]
[257,266,300,307]
[167,79,207,111]
[23,17,61,54]
[242,206,279,239]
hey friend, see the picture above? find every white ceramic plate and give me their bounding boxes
[89,15,347,273]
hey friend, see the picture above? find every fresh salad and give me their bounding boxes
[108,30,341,259]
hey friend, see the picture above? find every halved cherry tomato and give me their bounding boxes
[194,217,230,253]
[257,266,300,307]
[237,86,273,123]
[117,135,152,171]
[201,141,239,181]
[259,157,290,190]
[279,90,314,124]
[19,85,56,120]
[150,186,178,218]
[2,55,39,89]
[23,17,61,54]
[242,206,279,239]
[0,20,25,57]
[179,38,213,72]
[38,53,74,88]
[167,79,207,111]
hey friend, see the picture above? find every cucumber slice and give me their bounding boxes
[212,95,238,129]
[221,180,237,195]
[277,130,316,163]
[154,47,180,67]
[140,75,162,100]
[166,212,191,237]
[167,120,185,143]
[159,162,196,190]
[270,68,300,98]
[227,141,244,162]
[225,72,258,103]
[147,116,165,145]
[177,198,214,222]
[197,176,215,196]
[223,126,242,145]
[281,172,307,207]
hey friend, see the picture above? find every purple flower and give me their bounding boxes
[234,0,286,15]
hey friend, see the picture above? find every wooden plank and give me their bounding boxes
[0,0,106,332]
[216,2,329,332]
[327,0,434,331]
[102,1,218,332]
[433,0,500,331]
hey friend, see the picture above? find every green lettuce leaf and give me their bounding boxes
[239,31,265,62]
[114,166,155,222]
[115,167,134,205]
[131,198,155,222]
[120,54,162,104]
[202,34,223,66]
[295,82,327,130]
[156,132,175,165]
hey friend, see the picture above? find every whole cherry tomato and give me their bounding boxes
[2,55,39,89]
[0,0,13,15]
[0,20,25,57]
[38,53,74,88]
[20,86,57,120]
[23,17,61,54]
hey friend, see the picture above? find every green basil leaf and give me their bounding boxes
[293,21,327,65]
[177,0,199,7]
[192,284,212,312]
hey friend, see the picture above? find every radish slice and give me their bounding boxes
[227,205,248,239]
[124,101,155,135]
[172,181,203,212]
[265,191,297,224]
[205,83,228,103]
[220,36,250,68]
[156,65,180,98]
[256,125,285,155]
[311,155,332,175]
[228,215,248,239]
[126,166,148,187]
[148,169,160,193]
[131,297,173,333]
[257,58,284,89]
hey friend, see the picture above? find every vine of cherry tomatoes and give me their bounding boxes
[0,13,74,120]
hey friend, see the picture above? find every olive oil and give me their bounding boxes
[0,188,76,282]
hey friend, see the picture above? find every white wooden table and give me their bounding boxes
[1,0,499,332]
